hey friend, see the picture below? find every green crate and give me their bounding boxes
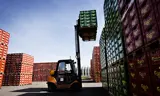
[79,10,97,28]
[122,88,128,95]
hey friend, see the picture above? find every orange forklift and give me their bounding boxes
[47,10,97,92]
[47,59,81,91]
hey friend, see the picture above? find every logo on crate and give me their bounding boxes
[139,72,146,79]
[144,17,152,26]
[157,86,160,92]
[146,31,155,40]
[131,73,135,78]
[154,71,160,78]
[141,84,149,92]
[133,93,137,96]
[137,59,144,66]
[132,83,136,88]
[129,63,134,68]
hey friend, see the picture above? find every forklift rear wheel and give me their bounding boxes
[48,83,56,92]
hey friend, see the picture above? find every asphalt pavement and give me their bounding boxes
[0,82,109,96]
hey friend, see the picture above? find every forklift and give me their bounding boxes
[47,59,81,91]
[47,10,97,92]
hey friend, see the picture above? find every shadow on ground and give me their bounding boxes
[12,87,109,96]
[11,88,47,92]
[82,80,95,83]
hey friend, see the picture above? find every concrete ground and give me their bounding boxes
[0,82,109,96]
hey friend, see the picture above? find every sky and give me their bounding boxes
[0,0,104,67]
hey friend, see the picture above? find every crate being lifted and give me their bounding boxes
[78,10,98,41]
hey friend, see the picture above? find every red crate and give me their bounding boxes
[129,70,138,81]
[136,0,160,44]
[136,0,152,10]
[141,11,157,30]
[156,3,160,33]
[154,0,160,4]
[135,35,143,48]
[149,47,160,66]
[118,0,130,15]
[32,62,57,81]
[126,41,135,53]
[0,74,3,83]
[151,65,160,96]
[135,49,149,68]
[132,24,141,38]
[0,61,5,73]
[131,15,139,29]
[126,32,133,45]
[139,81,153,96]
[137,67,151,82]
[128,2,137,19]
[0,29,10,45]
[129,80,139,95]
[143,24,159,45]
[122,12,130,30]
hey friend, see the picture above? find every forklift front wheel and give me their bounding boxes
[47,83,56,92]
[71,83,81,92]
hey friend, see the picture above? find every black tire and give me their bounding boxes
[71,83,81,92]
[48,83,56,92]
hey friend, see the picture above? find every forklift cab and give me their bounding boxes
[47,59,80,91]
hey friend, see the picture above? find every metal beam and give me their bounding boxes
[75,25,82,88]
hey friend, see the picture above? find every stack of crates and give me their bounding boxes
[102,0,128,95]
[0,29,10,88]
[90,59,94,80]
[2,53,34,86]
[120,0,160,96]
[91,46,101,82]
[32,62,57,81]
[78,10,97,41]
[99,30,108,89]
[99,31,106,69]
